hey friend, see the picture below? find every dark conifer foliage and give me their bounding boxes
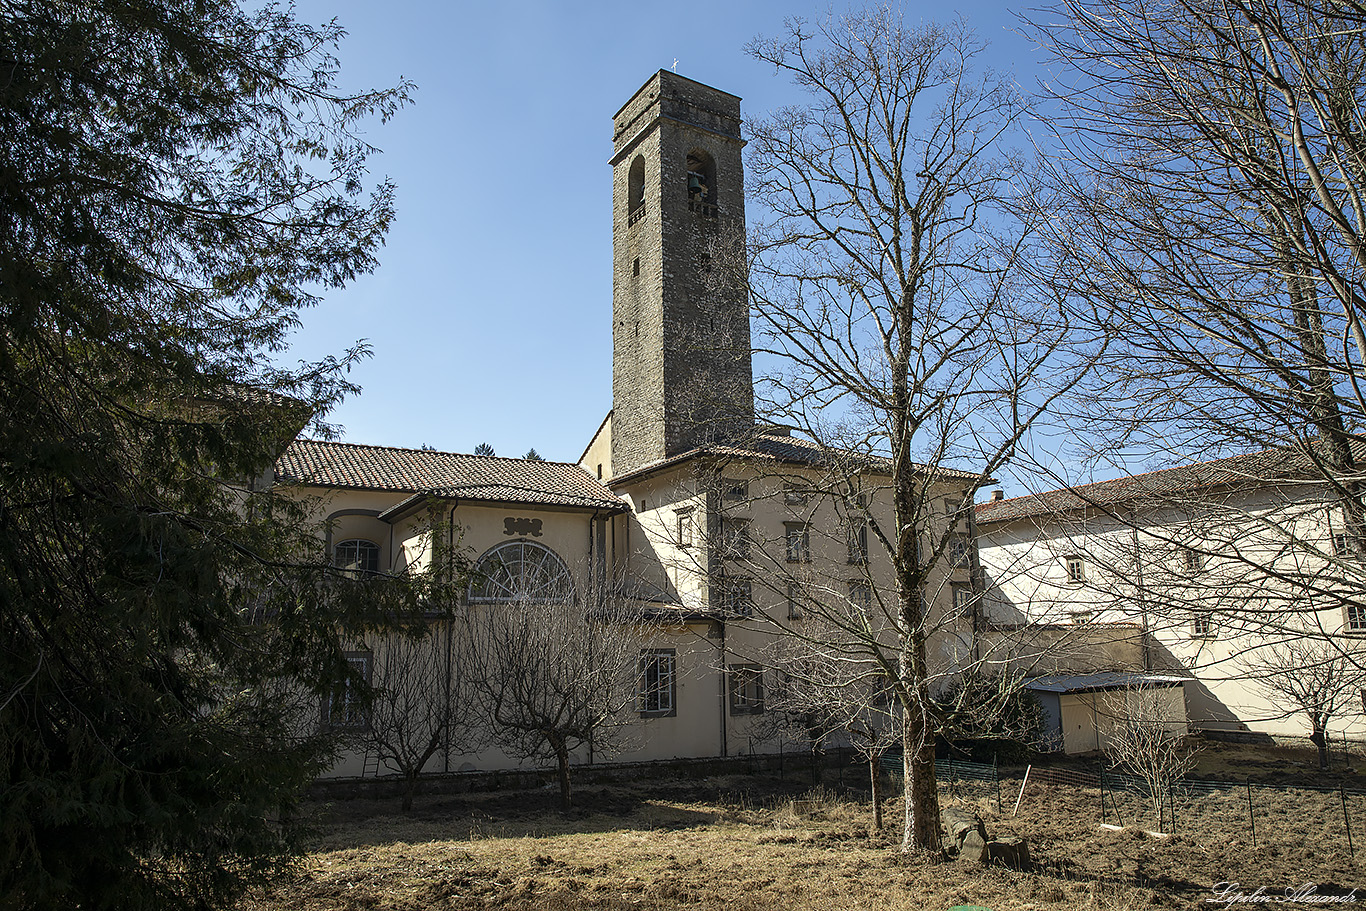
[0,2,420,906]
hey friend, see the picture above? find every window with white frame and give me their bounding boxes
[1069,610,1093,625]
[638,649,676,716]
[322,651,372,730]
[467,541,575,604]
[1346,603,1366,632]
[785,522,811,563]
[729,665,765,714]
[848,579,872,611]
[1065,556,1086,584]
[1191,614,1215,638]
[722,478,749,501]
[784,483,810,506]
[334,538,380,576]
[1182,547,1203,573]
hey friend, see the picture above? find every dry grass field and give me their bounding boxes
[239,746,1366,911]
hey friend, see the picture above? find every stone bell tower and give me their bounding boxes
[609,71,754,477]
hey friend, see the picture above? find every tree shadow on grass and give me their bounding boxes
[302,784,723,851]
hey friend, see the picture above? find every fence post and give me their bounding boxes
[1246,780,1256,849]
[1342,785,1355,859]
[1013,765,1031,817]
[1100,768,1107,824]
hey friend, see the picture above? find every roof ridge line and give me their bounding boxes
[293,438,587,468]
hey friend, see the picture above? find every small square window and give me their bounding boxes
[729,665,765,714]
[1066,556,1086,584]
[723,478,749,501]
[784,483,810,506]
[1191,615,1215,638]
[1347,603,1366,632]
[785,522,811,563]
[1069,610,1092,625]
[639,650,677,716]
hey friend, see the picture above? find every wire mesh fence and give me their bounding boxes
[1017,763,1366,857]
[880,755,1003,811]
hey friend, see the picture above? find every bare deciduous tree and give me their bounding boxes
[1028,0,1366,607]
[1246,631,1366,768]
[462,582,641,810]
[734,9,1090,851]
[1104,684,1197,826]
[363,627,481,811]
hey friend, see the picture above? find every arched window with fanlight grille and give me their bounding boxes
[467,541,575,604]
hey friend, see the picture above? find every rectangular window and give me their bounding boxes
[848,579,872,611]
[948,534,972,569]
[723,478,749,501]
[1181,547,1202,573]
[639,649,677,716]
[676,509,694,548]
[785,522,811,563]
[1191,615,1215,638]
[718,576,753,616]
[1069,610,1093,625]
[1334,533,1359,558]
[784,483,810,506]
[1066,556,1086,583]
[322,651,372,731]
[729,665,765,714]
[720,517,751,559]
[1347,604,1366,632]
[847,518,869,564]
[951,584,975,617]
[786,579,805,620]
[943,497,963,524]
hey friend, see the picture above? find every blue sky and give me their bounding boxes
[285,0,1052,464]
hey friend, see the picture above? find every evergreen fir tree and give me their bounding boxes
[0,2,428,906]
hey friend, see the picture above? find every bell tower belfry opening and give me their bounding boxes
[609,71,754,478]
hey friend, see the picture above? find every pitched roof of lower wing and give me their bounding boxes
[275,439,627,512]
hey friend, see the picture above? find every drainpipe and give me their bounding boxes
[1129,507,1152,672]
[444,499,459,772]
[719,619,728,758]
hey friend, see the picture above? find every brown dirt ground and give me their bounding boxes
[239,744,1366,911]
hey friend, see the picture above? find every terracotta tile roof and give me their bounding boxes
[610,431,983,486]
[975,446,1347,525]
[276,440,627,512]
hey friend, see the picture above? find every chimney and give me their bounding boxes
[991,489,1005,502]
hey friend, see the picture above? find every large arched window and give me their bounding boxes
[468,541,575,604]
[335,539,381,576]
